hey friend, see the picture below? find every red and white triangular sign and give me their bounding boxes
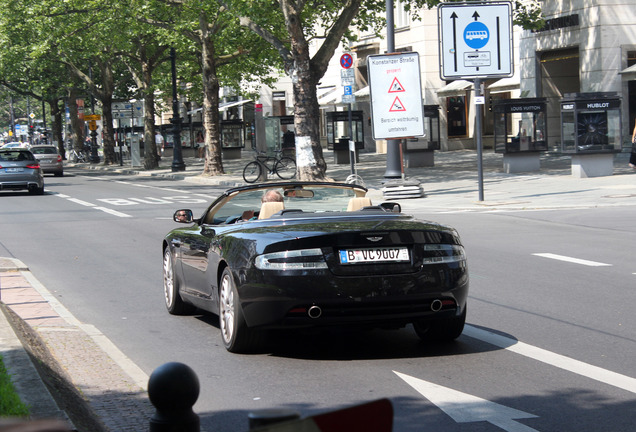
[389,96,406,112]
[388,77,405,93]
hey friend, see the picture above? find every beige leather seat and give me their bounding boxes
[346,197,372,211]
[258,201,285,219]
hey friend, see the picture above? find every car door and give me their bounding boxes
[179,223,221,301]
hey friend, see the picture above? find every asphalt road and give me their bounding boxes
[1,168,635,432]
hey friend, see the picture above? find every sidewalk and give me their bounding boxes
[1,149,635,431]
[85,149,636,211]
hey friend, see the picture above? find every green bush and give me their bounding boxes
[0,355,30,417]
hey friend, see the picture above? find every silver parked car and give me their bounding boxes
[30,145,63,176]
[0,149,44,195]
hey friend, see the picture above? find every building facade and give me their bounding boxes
[256,1,636,156]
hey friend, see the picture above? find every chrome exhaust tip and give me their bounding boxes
[308,305,322,319]
[430,299,443,312]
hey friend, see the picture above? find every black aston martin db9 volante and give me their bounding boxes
[163,182,469,353]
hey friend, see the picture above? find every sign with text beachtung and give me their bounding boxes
[367,52,425,140]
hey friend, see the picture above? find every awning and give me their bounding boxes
[219,99,252,112]
[436,80,473,97]
[186,99,252,115]
[354,86,369,98]
[619,64,636,80]
[318,86,338,105]
[487,76,520,94]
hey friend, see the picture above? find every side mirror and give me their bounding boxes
[173,209,194,223]
[380,202,401,213]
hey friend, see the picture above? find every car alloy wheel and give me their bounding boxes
[219,268,261,353]
[219,269,237,347]
[163,247,193,315]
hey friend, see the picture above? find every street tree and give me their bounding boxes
[136,0,280,175]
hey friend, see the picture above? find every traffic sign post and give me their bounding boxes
[438,2,513,201]
[438,2,513,80]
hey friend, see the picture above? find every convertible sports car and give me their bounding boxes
[163,182,469,353]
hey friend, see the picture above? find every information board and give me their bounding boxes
[367,52,425,140]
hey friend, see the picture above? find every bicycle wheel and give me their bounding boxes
[275,157,296,180]
[243,161,263,183]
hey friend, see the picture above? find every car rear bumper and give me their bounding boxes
[237,265,469,328]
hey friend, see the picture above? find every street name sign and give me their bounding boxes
[438,2,513,79]
[367,52,425,140]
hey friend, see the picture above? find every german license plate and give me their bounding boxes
[5,168,23,173]
[339,247,409,264]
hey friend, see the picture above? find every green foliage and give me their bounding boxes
[0,355,30,417]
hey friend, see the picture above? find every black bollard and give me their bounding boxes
[148,362,200,432]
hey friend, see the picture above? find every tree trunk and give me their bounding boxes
[49,99,64,159]
[68,88,84,153]
[97,61,117,165]
[200,16,223,176]
[284,5,327,181]
[141,60,159,169]
[101,94,117,164]
[293,63,327,180]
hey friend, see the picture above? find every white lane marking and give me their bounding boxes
[67,198,96,207]
[93,206,132,218]
[54,193,132,217]
[532,253,612,267]
[394,372,539,432]
[463,325,636,394]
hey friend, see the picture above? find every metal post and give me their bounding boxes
[88,64,100,163]
[383,0,402,179]
[170,48,186,172]
[474,78,484,201]
[348,103,355,175]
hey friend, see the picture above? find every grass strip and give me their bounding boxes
[0,354,30,417]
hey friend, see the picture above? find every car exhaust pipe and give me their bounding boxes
[430,299,443,312]
[308,305,322,319]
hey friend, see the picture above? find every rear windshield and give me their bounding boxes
[0,151,35,161]
[31,147,57,155]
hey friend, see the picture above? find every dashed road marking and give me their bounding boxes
[532,253,611,267]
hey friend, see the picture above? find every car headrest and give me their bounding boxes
[258,201,285,219]
[346,197,372,211]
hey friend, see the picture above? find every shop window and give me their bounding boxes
[447,96,467,137]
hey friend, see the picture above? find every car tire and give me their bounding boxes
[29,185,44,195]
[219,267,261,353]
[54,171,63,177]
[163,248,194,315]
[242,161,262,183]
[413,306,466,343]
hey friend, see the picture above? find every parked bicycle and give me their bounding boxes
[242,150,296,183]
[68,148,88,163]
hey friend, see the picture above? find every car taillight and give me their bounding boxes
[25,163,40,169]
[422,244,466,264]
[57,155,62,162]
[255,248,328,270]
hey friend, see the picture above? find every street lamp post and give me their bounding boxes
[170,48,186,172]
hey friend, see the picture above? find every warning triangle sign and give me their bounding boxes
[388,77,405,93]
[389,96,406,112]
